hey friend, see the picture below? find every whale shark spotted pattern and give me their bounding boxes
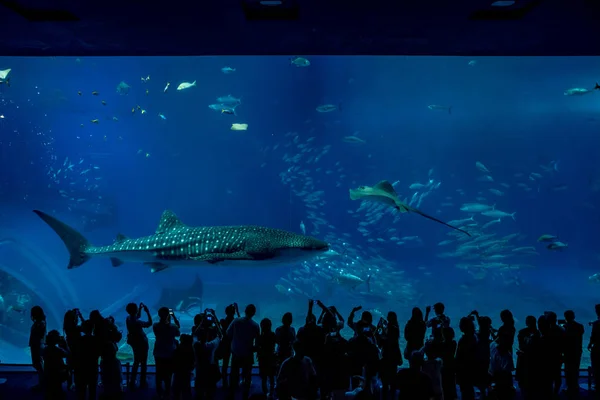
[33,209,333,273]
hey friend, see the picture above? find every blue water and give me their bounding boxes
[1,56,600,364]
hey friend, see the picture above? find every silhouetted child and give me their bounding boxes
[422,343,443,400]
[29,305,47,391]
[173,334,195,400]
[275,312,296,367]
[43,329,69,400]
[194,327,221,400]
[257,318,277,396]
[77,319,100,400]
[397,351,435,400]
[277,340,317,400]
[100,327,123,399]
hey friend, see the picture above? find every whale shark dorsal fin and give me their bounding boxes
[373,180,397,197]
[115,233,129,243]
[156,210,185,234]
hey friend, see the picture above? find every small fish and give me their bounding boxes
[468,60,477,66]
[564,87,596,96]
[177,80,196,91]
[145,89,149,96]
[221,67,236,74]
[131,107,135,113]
[91,91,99,96]
[481,209,516,220]
[342,136,366,144]
[101,100,107,105]
[316,104,340,113]
[231,123,248,131]
[158,113,167,120]
[475,161,490,173]
[595,82,600,90]
[90,119,99,124]
[141,75,150,83]
[112,116,118,121]
[547,241,568,251]
[77,91,82,96]
[290,57,310,67]
[217,95,241,105]
[164,82,170,93]
[300,220,306,235]
[537,234,558,242]
[428,105,452,114]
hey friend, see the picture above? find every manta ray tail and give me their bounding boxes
[405,206,471,237]
[33,210,92,269]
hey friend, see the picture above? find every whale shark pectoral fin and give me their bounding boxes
[144,262,170,273]
[190,252,254,264]
[110,257,124,267]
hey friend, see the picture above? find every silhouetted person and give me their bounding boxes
[535,314,554,399]
[194,323,222,400]
[298,300,326,383]
[256,318,277,396]
[30,305,47,391]
[422,343,443,400]
[219,303,239,388]
[588,304,600,400]
[515,315,538,400]
[99,316,123,399]
[456,317,478,400]
[63,308,84,390]
[43,329,69,400]
[347,306,378,394]
[404,307,427,360]
[277,340,318,400]
[153,307,181,400]
[376,311,402,400]
[396,351,435,400]
[275,312,296,367]
[321,318,349,400]
[227,303,260,400]
[470,311,492,397]
[172,334,194,400]
[545,310,565,395]
[125,302,152,389]
[440,326,458,400]
[426,303,450,344]
[563,310,584,399]
[76,320,99,400]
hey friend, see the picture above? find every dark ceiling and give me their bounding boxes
[0,0,598,56]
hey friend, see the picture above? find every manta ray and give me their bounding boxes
[33,209,335,273]
[349,180,471,236]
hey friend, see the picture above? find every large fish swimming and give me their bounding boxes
[349,180,471,236]
[33,209,335,273]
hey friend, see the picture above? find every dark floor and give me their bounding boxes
[0,366,594,399]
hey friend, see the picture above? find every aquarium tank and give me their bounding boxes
[0,56,599,366]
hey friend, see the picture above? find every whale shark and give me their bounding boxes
[33,209,334,273]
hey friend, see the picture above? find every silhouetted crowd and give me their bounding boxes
[27,299,600,400]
